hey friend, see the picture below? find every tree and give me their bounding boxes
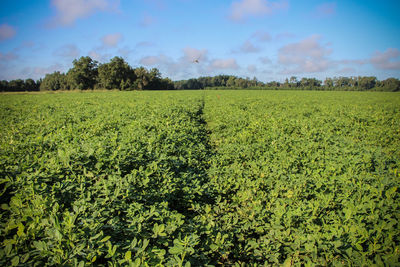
[25,78,38,91]
[324,78,333,89]
[97,56,135,90]
[226,76,236,87]
[357,76,376,91]
[40,71,68,91]
[159,77,175,90]
[283,78,290,88]
[334,77,350,88]
[378,78,400,92]
[289,76,298,87]
[133,67,149,90]
[0,80,9,92]
[8,79,25,92]
[67,56,98,90]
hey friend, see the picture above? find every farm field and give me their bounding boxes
[0,90,399,266]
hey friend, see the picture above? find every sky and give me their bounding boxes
[0,0,399,82]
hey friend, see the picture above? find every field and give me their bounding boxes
[1,90,399,266]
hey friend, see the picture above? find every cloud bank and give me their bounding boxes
[278,35,333,74]
[50,0,118,26]
[229,0,288,22]
[370,48,400,70]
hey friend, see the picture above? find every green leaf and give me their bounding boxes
[142,239,149,250]
[33,241,45,251]
[99,236,111,243]
[21,253,29,263]
[11,256,19,266]
[17,223,25,237]
[283,257,292,267]
[210,244,218,251]
[385,186,397,198]
[125,250,131,261]
[4,244,12,256]
[169,246,183,255]
[133,258,141,267]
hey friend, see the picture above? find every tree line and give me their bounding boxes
[175,75,400,91]
[1,56,399,92]
[0,56,174,92]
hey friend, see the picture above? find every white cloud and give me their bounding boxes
[88,50,111,62]
[139,47,210,77]
[337,59,367,65]
[210,58,239,70]
[101,33,123,47]
[247,64,258,72]
[0,24,16,41]
[50,0,118,26]
[276,32,295,41]
[144,0,166,10]
[252,30,272,42]
[314,2,336,18]
[235,40,261,53]
[118,46,134,58]
[0,51,18,61]
[140,47,208,66]
[182,47,209,63]
[259,56,272,64]
[14,64,66,80]
[278,35,333,74]
[140,54,172,66]
[229,0,288,22]
[54,44,80,58]
[140,13,156,27]
[139,48,242,79]
[370,48,400,70]
[136,41,155,48]
[33,63,65,76]
[337,67,356,74]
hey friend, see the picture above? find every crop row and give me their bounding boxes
[200,91,400,265]
[1,91,399,266]
[0,92,217,266]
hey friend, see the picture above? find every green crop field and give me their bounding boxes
[1,90,399,266]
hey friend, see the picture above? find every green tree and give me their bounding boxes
[133,67,149,90]
[40,71,68,91]
[97,57,135,90]
[357,76,376,91]
[324,78,333,89]
[0,80,9,92]
[378,78,400,91]
[25,78,38,91]
[289,76,298,87]
[8,79,25,92]
[67,56,98,90]
[226,76,236,87]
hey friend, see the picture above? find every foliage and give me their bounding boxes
[203,91,400,265]
[40,71,69,91]
[0,90,399,266]
[0,79,40,92]
[97,57,136,90]
[67,56,99,90]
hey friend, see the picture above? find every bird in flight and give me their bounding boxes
[193,58,199,63]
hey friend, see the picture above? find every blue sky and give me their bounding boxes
[0,0,399,82]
